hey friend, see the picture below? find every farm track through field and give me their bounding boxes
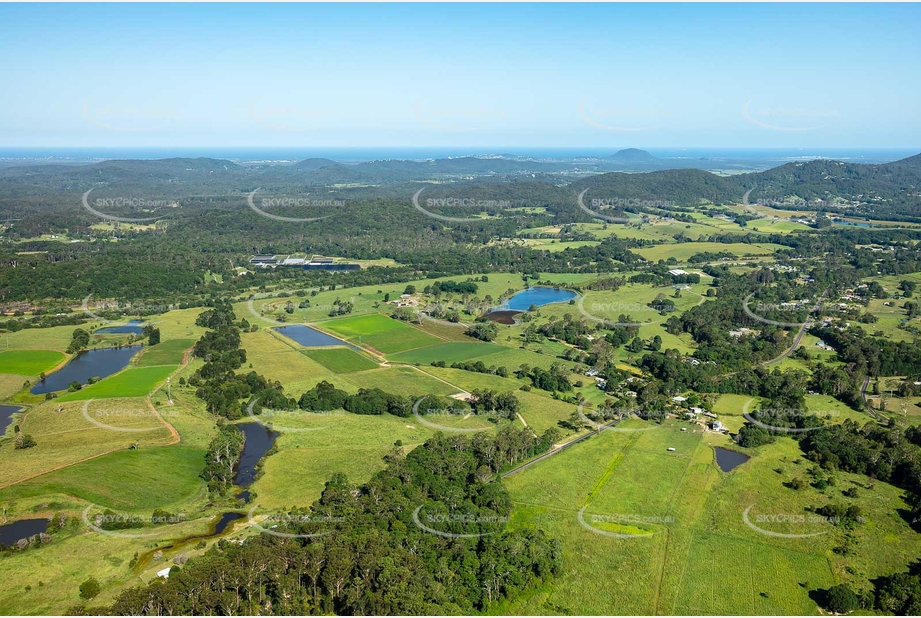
[500,419,620,479]
[410,366,471,397]
[653,437,706,615]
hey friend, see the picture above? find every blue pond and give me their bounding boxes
[833,221,871,228]
[94,320,145,335]
[0,518,48,547]
[714,447,751,472]
[499,287,577,311]
[30,345,142,395]
[0,405,22,432]
[235,422,279,500]
[274,325,357,349]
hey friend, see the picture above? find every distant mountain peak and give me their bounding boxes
[292,158,340,170]
[606,148,656,163]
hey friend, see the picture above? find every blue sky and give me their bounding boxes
[1,3,919,149]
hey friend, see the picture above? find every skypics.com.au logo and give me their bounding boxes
[741,504,847,539]
[246,292,356,325]
[741,398,840,435]
[246,506,345,539]
[411,397,501,434]
[576,402,668,434]
[412,189,513,223]
[81,399,179,434]
[81,189,175,224]
[80,497,201,540]
[411,504,509,539]
[577,506,671,539]
[741,290,830,329]
[245,398,337,434]
[246,189,344,223]
[80,293,170,326]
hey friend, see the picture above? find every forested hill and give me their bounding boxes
[575,168,740,205]
[575,152,921,218]
[746,155,921,209]
[0,150,918,222]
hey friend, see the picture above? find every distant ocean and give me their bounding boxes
[0,146,916,166]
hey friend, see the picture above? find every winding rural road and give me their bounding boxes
[861,375,886,421]
[763,289,830,366]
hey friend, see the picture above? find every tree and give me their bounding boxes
[466,322,498,342]
[67,328,90,354]
[824,583,859,614]
[15,433,36,449]
[79,577,101,600]
[737,424,774,448]
[142,324,161,346]
[403,285,416,295]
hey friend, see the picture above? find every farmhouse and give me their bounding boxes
[668,269,688,276]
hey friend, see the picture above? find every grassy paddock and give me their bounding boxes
[136,339,194,366]
[301,347,379,373]
[319,313,443,354]
[57,366,177,401]
[499,419,920,615]
[388,341,506,365]
[0,350,67,376]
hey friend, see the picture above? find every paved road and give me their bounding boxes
[764,289,830,366]
[861,375,886,421]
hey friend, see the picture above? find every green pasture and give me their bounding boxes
[57,366,176,401]
[388,341,505,365]
[0,349,67,376]
[318,313,443,354]
[500,419,921,615]
[136,339,194,366]
[301,347,379,373]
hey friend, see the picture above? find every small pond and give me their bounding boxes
[0,405,22,432]
[0,518,48,547]
[94,320,145,335]
[486,310,522,325]
[210,512,245,536]
[497,287,577,311]
[30,345,142,395]
[274,325,358,349]
[714,447,751,472]
[235,422,279,490]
